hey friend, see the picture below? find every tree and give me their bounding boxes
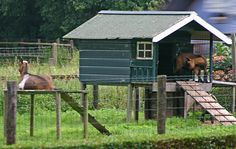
[0,0,42,39]
[0,0,167,40]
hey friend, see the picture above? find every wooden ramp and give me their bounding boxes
[60,92,111,135]
[176,81,236,125]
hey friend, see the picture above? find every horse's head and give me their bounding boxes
[185,57,195,70]
[19,59,29,77]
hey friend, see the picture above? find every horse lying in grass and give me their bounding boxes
[18,60,54,90]
[176,53,208,82]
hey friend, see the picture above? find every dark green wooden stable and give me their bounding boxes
[64,10,232,119]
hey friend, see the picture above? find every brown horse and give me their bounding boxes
[175,53,201,74]
[185,56,208,79]
[18,60,54,90]
[175,53,208,82]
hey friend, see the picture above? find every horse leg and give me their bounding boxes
[193,67,200,82]
[203,67,208,83]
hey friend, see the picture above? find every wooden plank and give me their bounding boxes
[218,109,232,116]
[194,97,206,102]
[182,86,194,91]
[208,109,221,116]
[196,91,210,97]
[176,81,186,85]
[190,85,202,91]
[186,90,200,97]
[60,92,111,136]
[221,122,233,125]
[225,116,236,121]
[210,103,224,109]
[215,116,228,121]
[200,103,213,109]
[186,81,199,84]
[203,96,217,102]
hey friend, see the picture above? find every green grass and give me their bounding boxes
[1,109,236,148]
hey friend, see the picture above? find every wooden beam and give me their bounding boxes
[127,84,133,122]
[93,85,99,109]
[232,33,236,113]
[81,83,88,139]
[157,75,167,134]
[209,33,214,82]
[134,87,140,122]
[30,94,35,137]
[3,90,7,138]
[6,81,17,145]
[60,92,111,135]
[55,92,61,139]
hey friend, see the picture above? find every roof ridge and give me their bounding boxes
[98,10,197,15]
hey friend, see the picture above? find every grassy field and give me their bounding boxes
[1,108,236,148]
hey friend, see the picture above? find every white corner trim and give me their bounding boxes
[152,13,232,45]
[193,15,232,45]
[152,14,196,43]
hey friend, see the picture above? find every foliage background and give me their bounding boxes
[0,0,167,40]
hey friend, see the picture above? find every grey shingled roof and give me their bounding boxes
[63,11,193,39]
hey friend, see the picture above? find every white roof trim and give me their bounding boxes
[193,15,232,44]
[152,13,232,44]
[152,13,196,43]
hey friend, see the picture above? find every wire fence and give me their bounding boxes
[0,75,236,145]
[0,39,75,64]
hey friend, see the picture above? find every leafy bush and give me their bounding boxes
[213,42,233,81]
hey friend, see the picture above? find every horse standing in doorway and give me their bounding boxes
[18,60,54,90]
[175,53,208,82]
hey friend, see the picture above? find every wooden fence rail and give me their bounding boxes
[0,39,75,65]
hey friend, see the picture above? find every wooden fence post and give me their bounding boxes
[157,75,167,134]
[134,86,140,122]
[6,81,17,145]
[93,85,99,109]
[81,83,88,138]
[49,43,58,65]
[70,40,74,58]
[30,94,35,137]
[55,92,61,139]
[127,84,133,122]
[232,33,236,113]
[3,90,7,137]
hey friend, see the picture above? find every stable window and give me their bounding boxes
[136,42,153,59]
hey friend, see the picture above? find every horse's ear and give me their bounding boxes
[186,57,191,61]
